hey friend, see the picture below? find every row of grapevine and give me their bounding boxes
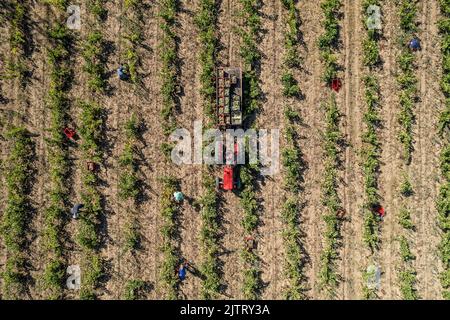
[318,94,343,297]
[4,0,28,83]
[318,0,341,85]
[77,1,108,299]
[119,114,145,299]
[397,0,418,164]
[158,0,181,300]
[159,0,179,140]
[82,0,108,93]
[195,0,221,299]
[437,0,450,300]
[317,0,343,298]
[396,0,419,300]
[77,101,104,299]
[361,0,382,299]
[159,176,180,299]
[237,0,262,300]
[41,6,74,299]
[118,0,147,299]
[122,0,145,85]
[118,114,142,252]
[279,0,305,300]
[0,127,34,299]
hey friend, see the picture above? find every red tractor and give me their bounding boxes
[215,67,243,192]
[216,140,241,191]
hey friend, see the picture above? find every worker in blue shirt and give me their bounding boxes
[178,263,187,281]
[117,64,129,80]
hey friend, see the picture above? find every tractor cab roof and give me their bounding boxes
[222,166,234,190]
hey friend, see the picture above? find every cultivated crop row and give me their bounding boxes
[318,0,341,85]
[159,176,180,299]
[397,0,418,164]
[119,114,142,252]
[77,2,108,299]
[279,0,305,300]
[319,94,343,297]
[437,0,450,300]
[77,101,104,299]
[361,0,382,299]
[42,8,73,299]
[158,0,181,300]
[82,0,108,93]
[118,113,146,300]
[0,127,33,299]
[159,0,179,140]
[4,0,27,83]
[196,0,221,299]
[396,0,419,300]
[317,0,343,298]
[237,0,262,300]
[122,0,145,85]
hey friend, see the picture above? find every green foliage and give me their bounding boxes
[159,0,179,136]
[281,198,304,299]
[279,5,306,294]
[360,75,381,253]
[77,101,105,299]
[122,279,146,300]
[318,0,341,85]
[236,0,263,300]
[281,72,301,97]
[437,0,450,298]
[0,127,33,299]
[80,254,103,299]
[399,174,414,197]
[399,0,418,33]
[398,207,414,230]
[42,21,73,299]
[317,94,343,297]
[43,0,68,8]
[238,0,262,115]
[199,172,220,299]
[195,0,218,119]
[82,31,107,93]
[87,0,107,21]
[399,268,418,300]
[122,1,145,84]
[398,234,418,299]
[159,176,180,299]
[3,1,28,83]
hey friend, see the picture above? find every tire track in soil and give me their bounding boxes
[217,0,245,299]
[358,1,401,301]
[378,0,401,300]
[177,0,203,300]
[415,0,443,299]
[137,2,174,299]
[297,0,324,299]
[341,0,364,300]
[258,0,285,300]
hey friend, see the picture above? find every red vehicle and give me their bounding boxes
[216,140,241,191]
[215,67,243,191]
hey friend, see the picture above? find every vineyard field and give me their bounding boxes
[0,0,449,300]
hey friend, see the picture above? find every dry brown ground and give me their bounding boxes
[257,0,286,299]
[0,0,447,300]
